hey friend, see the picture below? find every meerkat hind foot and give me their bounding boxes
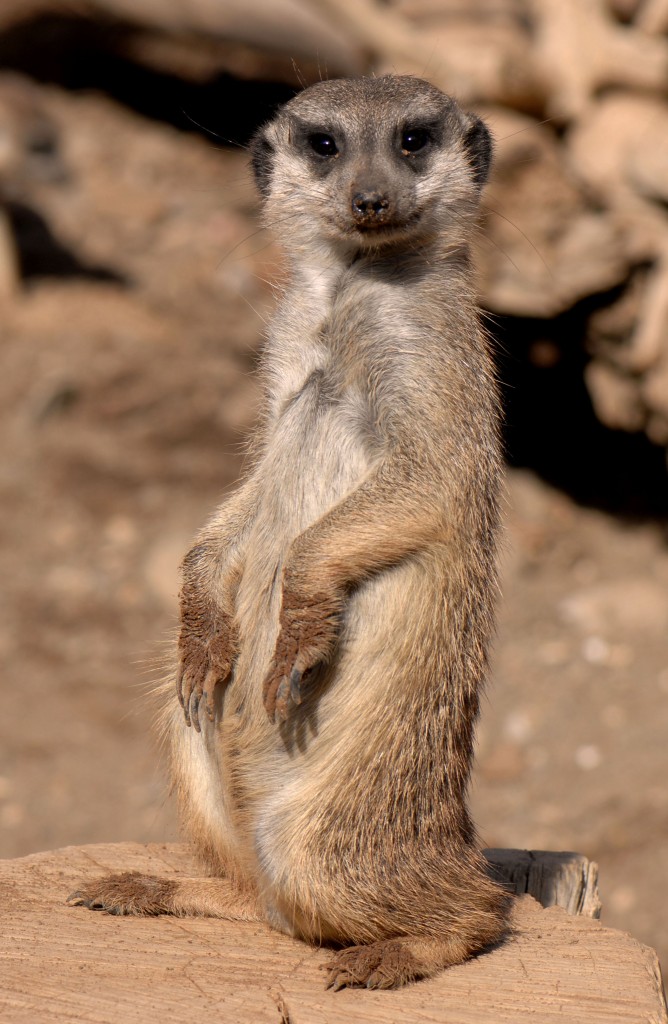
[67,872,260,920]
[324,933,479,990]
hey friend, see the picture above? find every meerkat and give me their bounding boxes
[68,74,511,990]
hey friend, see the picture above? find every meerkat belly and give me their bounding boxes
[233,372,373,686]
[253,554,454,938]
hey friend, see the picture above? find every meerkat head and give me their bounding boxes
[250,75,492,256]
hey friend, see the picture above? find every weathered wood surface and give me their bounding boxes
[0,843,665,1023]
[486,847,602,919]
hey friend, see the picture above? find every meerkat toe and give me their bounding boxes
[267,663,319,721]
[365,970,398,990]
[202,668,219,721]
[262,671,280,720]
[66,873,178,917]
[324,945,379,990]
[274,676,292,722]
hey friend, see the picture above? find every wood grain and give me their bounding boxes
[0,843,665,1023]
[486,847,602,919]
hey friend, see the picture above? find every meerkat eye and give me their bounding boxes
[308,133,338,157]
[401,128,430,154]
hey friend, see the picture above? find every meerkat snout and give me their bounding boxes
[351,190,391,225]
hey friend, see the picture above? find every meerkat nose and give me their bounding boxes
[351,191,391,222]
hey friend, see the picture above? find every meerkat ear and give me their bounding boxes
[462,115,493,190]
[250,128,275,198]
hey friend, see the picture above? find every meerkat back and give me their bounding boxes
[69,75,511,990]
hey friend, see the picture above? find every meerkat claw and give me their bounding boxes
[175,667,186,709]
[182,693,192,727]
[177,668,195,726]
[203,670,218,722]
[189,690,202,733]
[289,667,303,705]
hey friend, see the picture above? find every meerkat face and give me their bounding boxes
[251,75,492,254]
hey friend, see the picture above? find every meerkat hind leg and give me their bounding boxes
[67,873,261,921]
[325,933,483,991]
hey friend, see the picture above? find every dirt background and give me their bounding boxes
[1,7,667,991]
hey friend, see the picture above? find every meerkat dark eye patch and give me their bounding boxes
[307,133,339,158]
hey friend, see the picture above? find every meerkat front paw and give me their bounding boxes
[262,587,342,722]
[177,564,239,731]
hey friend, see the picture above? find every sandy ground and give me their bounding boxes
[0,73,666,986]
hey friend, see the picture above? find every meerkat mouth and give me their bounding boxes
[351,208,423,236]
[354,221,402,233]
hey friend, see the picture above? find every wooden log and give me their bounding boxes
[0,842,665,1023]
[485,847,602,918]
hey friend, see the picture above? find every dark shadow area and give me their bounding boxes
[6,201,126,284]
[0,13,297,148]
[493,296,668,520]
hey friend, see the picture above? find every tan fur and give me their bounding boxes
[67,873,260,920]
[68,76,511,989]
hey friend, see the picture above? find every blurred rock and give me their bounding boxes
[476,108,628,317]
[560,579,668,637]
[479,741,526,783]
